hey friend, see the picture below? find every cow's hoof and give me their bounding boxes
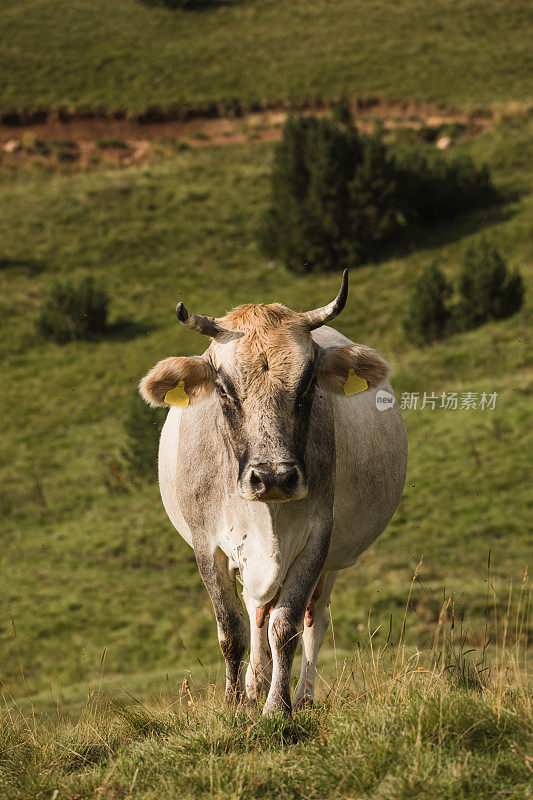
[224,689,246,707]
[245,663,272,701]
[293,695,315,712]
[245,679,271,702]
[245,674,271,700]
[238,695,257,709]
[262,698,292,717]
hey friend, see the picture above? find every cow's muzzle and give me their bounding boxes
[239,462,308,502]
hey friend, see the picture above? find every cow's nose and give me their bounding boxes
[246,464,306,501]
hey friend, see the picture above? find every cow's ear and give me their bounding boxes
[316,344,391,394]
[139,356,216,407]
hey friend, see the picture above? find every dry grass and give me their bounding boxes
[1,570,530,800]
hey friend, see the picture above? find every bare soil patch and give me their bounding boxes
[0,98,506,170]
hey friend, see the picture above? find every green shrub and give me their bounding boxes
[122,392,166,482]
[261,107,497,272]
[261,114,400,272]
[34,139,78,161]
[457,240,524,329]
[37,276,109,342]
[346,133,401,262]
[395,148,497,225]
[404,263,453,344]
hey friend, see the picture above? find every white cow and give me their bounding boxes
[141,272,407,714]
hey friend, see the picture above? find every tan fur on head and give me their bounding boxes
[215,303,312,396]
[223,303,299,331]
[139,356,216,407]
[317,344,391,393]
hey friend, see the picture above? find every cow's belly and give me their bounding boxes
[324,382,407,571]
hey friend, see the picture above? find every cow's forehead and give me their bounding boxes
[209,303,314,388]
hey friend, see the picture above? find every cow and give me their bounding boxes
[140,271,407,715]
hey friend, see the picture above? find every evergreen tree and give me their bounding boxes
[458,240,524,329]
[404,263,453,344]
[261,106,497,272]
[261,110,400,272]
[37,276,109,343]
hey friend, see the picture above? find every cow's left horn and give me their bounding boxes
[176,302,241,343]
[304,269,349,330]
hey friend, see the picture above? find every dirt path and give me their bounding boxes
[0,98,500,168]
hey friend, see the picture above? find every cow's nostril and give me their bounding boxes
[280,467,299,494]
[249,469,267,495]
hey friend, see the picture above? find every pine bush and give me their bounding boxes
[261,114,400,272]
[458,240,524,329]
[37,276,109,343]
[404,263,453,344]
[395,148,497,225]
[261,107,498,272]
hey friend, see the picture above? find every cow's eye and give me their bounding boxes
[217,386,229,400]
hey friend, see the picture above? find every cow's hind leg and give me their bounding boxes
[293,570,337,709]
[195,546,250,705]
[243,587,273,702]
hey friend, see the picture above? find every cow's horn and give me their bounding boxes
[176,302,241,343]
[304,269,349,330]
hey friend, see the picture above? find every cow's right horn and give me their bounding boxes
[304,269,349,330]
[176,301,241,343]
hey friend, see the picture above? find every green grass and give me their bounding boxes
[1,115,531,717]
[1,641,531,799]
[1,0,532,115]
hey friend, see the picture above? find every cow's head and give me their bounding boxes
[140,271,390,502]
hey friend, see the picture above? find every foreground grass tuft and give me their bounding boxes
[1,643,530,800]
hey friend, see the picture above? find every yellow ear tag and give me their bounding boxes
[344,369,368,396]
[164,380,189,408]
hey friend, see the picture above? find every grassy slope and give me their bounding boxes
[1,0,532,114]
[2,652,531,800]
[1,117,531,713]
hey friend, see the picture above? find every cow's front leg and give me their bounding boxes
[195,546,250,704]
[243,586,273,702]
[263,532,331,716]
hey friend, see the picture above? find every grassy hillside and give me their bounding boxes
[2,647,531,800]
[1,115,531,715]
[1,0,532,115]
